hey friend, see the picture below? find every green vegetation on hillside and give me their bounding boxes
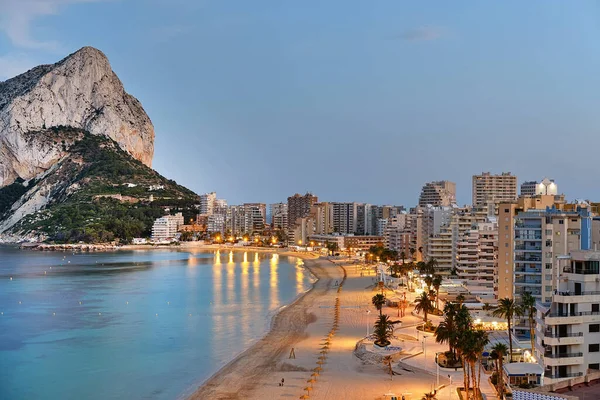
[11,129,200,243]
[0,178,32,217]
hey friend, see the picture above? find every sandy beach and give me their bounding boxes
[187,254,452,400]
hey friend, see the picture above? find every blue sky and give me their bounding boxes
[1,1,600,206]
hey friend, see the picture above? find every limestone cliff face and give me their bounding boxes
[0,46,154,187]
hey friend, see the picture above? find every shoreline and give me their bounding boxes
[186,255,340,400]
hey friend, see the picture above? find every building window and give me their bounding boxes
[545,263,552,270]
[505,209,509,213]
[545,286,552,292]
[590,364,600,370]
[593,304,600,313]
[559,220,564,225]
[546,230,552,236]
[589,344,600,352]
[590,324,600,333]
[505,243,509,248]
[545,275,552,281]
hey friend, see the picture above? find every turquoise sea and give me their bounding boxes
[0,246,313,399]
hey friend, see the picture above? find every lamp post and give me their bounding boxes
[366,310,371,337]
[423,336,428,358]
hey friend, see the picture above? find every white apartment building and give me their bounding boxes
[311,202,334,235]
[207,214,226,234]
[456,220,497,294]
[427,229,455,274]
[521,178,558,197]
[536,250,600,384]
[270,203,288,231]
[200,192,217,215]
[151,213,184,241]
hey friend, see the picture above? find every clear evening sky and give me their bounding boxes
[1,1,599,206]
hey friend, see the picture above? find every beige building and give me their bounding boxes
[472,172,517,207]
[418,181,456,207]
[311,202,334,235]
[497,196,560,299]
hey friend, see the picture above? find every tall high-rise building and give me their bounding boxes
[213,199,228,215]
[472,172,517,207]
[356,203,372,235]
[200,192,217,215]
[332,202,358,234]
[456,220,498,294]
[287,193,318,230]
[419,181,456,207]
[311,202,333,235]
[243,203,267,233]
[520,178,558,197]
[270,203,288,231]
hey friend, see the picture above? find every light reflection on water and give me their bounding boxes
[0,247,312,400]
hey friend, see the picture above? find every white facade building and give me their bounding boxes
[200,192,217,215]
[536,250,600,384]
[151,213,184,241]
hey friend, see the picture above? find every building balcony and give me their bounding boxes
[553,292,600,303]
[543,332,584,346]
[515,267,542,274]
[543,372,583,382]
[515,246,542,252]
[514,278,542,285]
[515,256,542,262]
[543,353,584,366]
[544,311,600,325]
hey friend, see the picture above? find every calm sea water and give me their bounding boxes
[0,246,313,400]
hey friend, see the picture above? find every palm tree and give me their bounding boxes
[372,294,386,316]
[473,330,490,393]
[424,275,434,292]
[422,392,436,400]
[456,293,465,306]
[373,314,394,347]
[491,343,508,397]
[492,297,523,362]
[414,291,434,324]
[521,292,537,358]
[432,275,443,309]
[435,303,458,355]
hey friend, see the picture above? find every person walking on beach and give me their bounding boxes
[281,378,285,386]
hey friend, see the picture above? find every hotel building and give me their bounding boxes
[472,172,517,207]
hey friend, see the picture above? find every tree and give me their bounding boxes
[456,293,465,306]
[373,314,394,347]
[326,241,339,256]
[372,293,386,316]
[435,302,458,354]
[521,292,537,358]
[422,393,436,400]
[432,275,443,309]
[491,343,508,397]
[492,297,523,363]
[414,291,434,324]
[424,275,434,292]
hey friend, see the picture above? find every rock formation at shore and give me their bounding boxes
[0,46,154,188]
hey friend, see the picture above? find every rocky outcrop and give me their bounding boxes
[0,46,154,187]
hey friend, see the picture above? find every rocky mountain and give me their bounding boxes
[0,46,154,189]
[0,47,197,243]
[0,127,198,243]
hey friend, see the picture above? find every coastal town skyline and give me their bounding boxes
[2,1,600,205]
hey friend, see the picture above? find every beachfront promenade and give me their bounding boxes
[190,255,498,400]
